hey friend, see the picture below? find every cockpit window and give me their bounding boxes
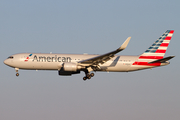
[8,56,14,59]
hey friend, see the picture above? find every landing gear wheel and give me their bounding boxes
[16,73,19,77]
[90,73,94,77]
[87,75,91,79]
[83,69,95,81]
[83,77,87,81]
[83,74,92,80]
[86,74,90,78]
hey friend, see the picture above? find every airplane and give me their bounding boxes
[4,30,175,81]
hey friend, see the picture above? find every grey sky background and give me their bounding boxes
[0,0,180,120]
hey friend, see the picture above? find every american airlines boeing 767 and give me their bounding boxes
[4,30,175,80]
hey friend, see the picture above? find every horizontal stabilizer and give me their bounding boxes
[148,56,175,63]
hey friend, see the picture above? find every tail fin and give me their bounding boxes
[139,30,174,60]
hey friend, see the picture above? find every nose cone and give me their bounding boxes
[4,59,12,67]
[4,59,8,65]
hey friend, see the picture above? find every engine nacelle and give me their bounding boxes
[63,62,79,72]
[58,62,83,76]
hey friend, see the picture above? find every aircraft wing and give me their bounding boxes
[148,56,175,63]
[78,37,131,65]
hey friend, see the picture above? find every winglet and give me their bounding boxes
[118,37,131,50]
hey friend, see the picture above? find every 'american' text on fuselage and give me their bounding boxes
[32,55,72,62]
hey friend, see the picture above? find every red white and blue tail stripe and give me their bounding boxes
[139,30,174,60]
[133,30,174,66]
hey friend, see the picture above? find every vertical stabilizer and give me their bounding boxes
[139,30,174,60]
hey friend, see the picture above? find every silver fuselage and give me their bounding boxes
[4,53,169,72]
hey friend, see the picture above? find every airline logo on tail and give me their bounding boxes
[133,30,174,66]
[139,30,174,60]
[24,54,33,62]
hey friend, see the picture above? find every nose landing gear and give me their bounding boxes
[15,68,19,77]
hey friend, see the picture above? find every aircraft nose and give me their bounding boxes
[4,59,10,65]
[4,59,8,65]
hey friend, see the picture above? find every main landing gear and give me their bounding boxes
[83,73,94,81]
[15,68,19,77]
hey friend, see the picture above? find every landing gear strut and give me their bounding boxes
[15,68,19,77]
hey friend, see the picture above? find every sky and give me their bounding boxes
[0,0,180,120]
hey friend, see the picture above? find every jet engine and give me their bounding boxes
[58,62,83,76]
[63,62,79,71]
